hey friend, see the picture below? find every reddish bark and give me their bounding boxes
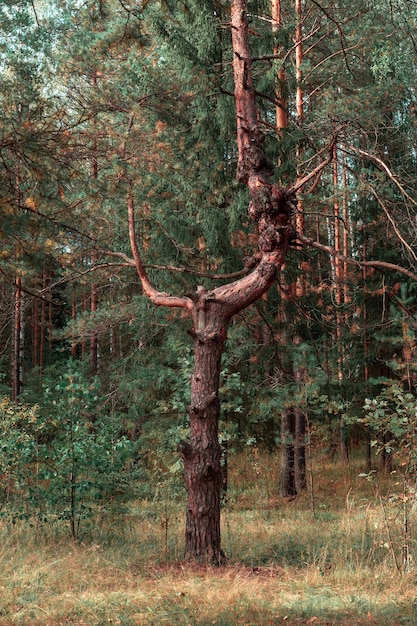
[295,0,303,125]
[90,279,98,377]
[12,277,22,401]
[127,0,295,563]
[272,0,288,133]
[40,269,47,371]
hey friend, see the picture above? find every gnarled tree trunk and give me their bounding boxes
[127,0,295,563]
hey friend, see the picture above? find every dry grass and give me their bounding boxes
[0,450,416,625]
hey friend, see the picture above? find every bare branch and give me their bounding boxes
[289,138,336,194]
[20,200,97,243]
[30,0,40,26]
[0,268,60,306]
[367,186,417,264]
[297,233,417,282]
[342,144,417,209]
[308,0,362,76]
[104,250,254,281]
[303,43,361,81]
[127,193,192,310]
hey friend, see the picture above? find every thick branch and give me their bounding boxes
[209,248,289,318]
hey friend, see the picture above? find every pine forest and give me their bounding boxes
[1,1,417,623]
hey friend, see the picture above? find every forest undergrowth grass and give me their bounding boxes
[0,450,417,625]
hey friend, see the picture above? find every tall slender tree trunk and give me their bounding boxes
[12,277,23,400]
[89,72,99,377]
[40,269,47,371]
[332,145,349,463]
[293,0,307,490]
[272,0,288,135]
[71,286,77,360]
[90,279,98,376]
[33,279,39,368]
[276,0,307,497]
[362,240,372,472]
[279,407,296,496]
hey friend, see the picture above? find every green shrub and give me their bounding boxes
[0,362,137,537]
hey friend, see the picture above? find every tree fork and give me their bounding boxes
[126,0,295,565]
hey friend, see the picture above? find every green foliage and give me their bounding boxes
[0,363,136,537]
[361,382,417,475]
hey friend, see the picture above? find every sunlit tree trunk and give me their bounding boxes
[278,0,307,496]
[332,146,349,463]
[272,0,288,135]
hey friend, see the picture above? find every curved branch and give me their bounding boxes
[342,144,417,209]
[104,249,253,281]
[297,232,417,282]
[289,138,336,194]
[127,193,192,310]
[367,186,417,264]
[212,247,289,317]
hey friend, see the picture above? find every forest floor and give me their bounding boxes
[0,450,416,625]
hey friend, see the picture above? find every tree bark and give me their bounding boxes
[126,0,295,562]
[278,407,296,497]
[272,0,288,135]
[379,432,393,474]
[275,0,307,498]
[90,278,98,377]
[178,300,227,564]
[40,268,47,371]
[12,277,22,400]
[294,408,307,492]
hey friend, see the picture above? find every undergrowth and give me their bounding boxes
[0,450,416,625]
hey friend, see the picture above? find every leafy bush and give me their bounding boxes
[361,382,417,474]
[0,363,137,537]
